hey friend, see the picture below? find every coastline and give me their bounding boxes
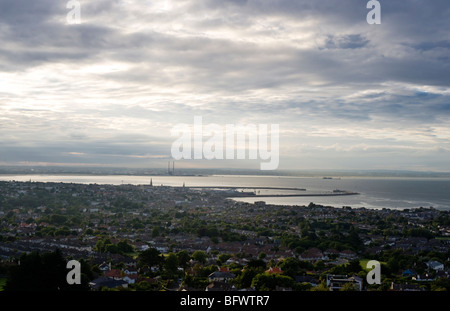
[0,174,449,211]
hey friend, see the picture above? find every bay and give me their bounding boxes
[0,174,449,210]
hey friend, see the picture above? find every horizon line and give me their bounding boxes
[0,164,450,177]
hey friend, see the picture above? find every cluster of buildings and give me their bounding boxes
[0,180,449,291]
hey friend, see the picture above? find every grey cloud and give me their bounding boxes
[323,34,369,50]
[1,0,448,88]
[202,0,366,22]
[0,134,171,166]
[413,40,450,52]
[0,0,60,25]
[1,0,450,170]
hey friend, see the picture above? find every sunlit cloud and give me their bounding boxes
[0,0,449,171]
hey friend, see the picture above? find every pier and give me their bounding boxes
[188,186,306,191]
[187,186,359,198]
[230,191,360,198]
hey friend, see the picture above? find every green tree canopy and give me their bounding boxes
[251,273,295,291]
[164,253,180,276]
[191,250,207,264]
[5,249,89,291]
[177,250,191,269]
[138,248,164,269]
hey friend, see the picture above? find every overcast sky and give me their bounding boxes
[1,0,449,172]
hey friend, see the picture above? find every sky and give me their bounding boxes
[0,0,450,172]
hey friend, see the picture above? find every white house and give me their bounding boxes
[326,275,363,291]
[99,262,111,272]
[427,261,444,271]
[123,274,138,284]
[124,268,138,275]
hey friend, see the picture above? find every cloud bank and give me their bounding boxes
[0,0,449,171]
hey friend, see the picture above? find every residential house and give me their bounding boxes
[205,281,234,291]
[427,261,444,271]
[124,268,138,275]
[132,241,149,252]
[339,249,357,260]
[295,275,319,287]
[299,248,326,262]
[265,267,283,275]
[366,246,383,255]
[324,249,340,257]
[208,270,236,283]
[326,275,363,291]
[99,262,111,272]
[402,269,416,278]
[275,285,292,291]
[123,274,139,284]
[104,269,122,280]
[391,283,424,291]
[89,276,128,290]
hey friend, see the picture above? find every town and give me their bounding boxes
[0,180,449,291]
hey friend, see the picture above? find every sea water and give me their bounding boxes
[0,174,449,210]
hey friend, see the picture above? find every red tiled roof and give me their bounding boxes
[266,267,283,274]
[105,269,122,278]
[301,247,323,259]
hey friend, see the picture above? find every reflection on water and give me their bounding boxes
[0,174,449,210]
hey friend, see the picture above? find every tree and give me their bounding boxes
[5,249,89,291]
[246,259,266,270]
[258,252,267,261]
[183,273,210,290]
[151,227,160,238]
[177,250,191,269]
[117,240,134,254]
[234,268,259,289]
[192,250,207,265]
[346,259,363,274]
[106,244,119,254]
[314,260,326,271]
[251,273,295,291]
[164,253,179,276]
[49,214,67,225]
[340,282,359,291]
[138,248,164,270]
[279,257,301,278]
[218,253,232,265]
[432,277,450,291]
[311,280,329,291]
[134,280,157,291]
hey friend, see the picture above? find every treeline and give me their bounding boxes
[94,239,134,255]
[281,221,363,254]
[2,249,92,291]
[179,217,247,243]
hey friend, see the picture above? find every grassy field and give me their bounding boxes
[360,259,386,271]
[436,237,450,241]
[0,278,6,291]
